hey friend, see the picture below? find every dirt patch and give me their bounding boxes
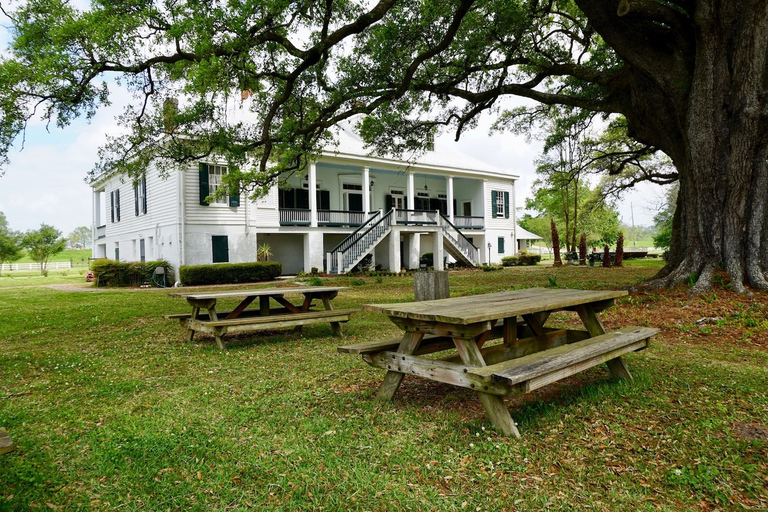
[733,422,768,441]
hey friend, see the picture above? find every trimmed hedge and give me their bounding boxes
[91,259,173,287]
[501,254,542,267]
[179,261,282,286]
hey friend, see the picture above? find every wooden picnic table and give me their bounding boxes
[167,286,357,349]
[339,288,658,437]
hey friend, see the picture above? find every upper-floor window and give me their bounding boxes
[199,163,240,207]
[134,176,147,216]
[491,190,510,219]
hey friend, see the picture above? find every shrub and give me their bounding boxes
[419,252,434,267]
[91,259,173,287]
[480,264,503,272]
[501,254,541,267]
[179,261,282,286]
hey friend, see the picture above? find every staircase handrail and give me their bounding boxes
[328,211,382,254]
[440,213,479,253]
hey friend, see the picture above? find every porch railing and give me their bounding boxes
[452,215,484,229]
[394,209,439,225]
[279,208,311,226]
[317,210,374,226]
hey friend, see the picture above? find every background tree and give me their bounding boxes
[0,231,23,270]
[551,219,562,267]
[615,233,624,267]
[67,226,91,250]
[0,1,766,292]
[579,233,587,266]
[23,224,66,276]
[518,215,552,256]
[653,184,678,253]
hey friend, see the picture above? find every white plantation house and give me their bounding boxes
[90,121,524,276]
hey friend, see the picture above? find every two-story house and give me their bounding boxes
[90,123,521,277]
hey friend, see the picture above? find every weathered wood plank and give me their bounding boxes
[364,288,627,325]
[170,286,348,300]
[524,340,647,392]
[469,326,658,386]
[452,337,521,438]
[364,352,515,396]
[188,308,358,328]
[376,332,423,401]
[0,428,14,455]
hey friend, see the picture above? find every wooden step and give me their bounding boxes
[469,326,658,392]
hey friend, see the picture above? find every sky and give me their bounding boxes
[0,93,666,237]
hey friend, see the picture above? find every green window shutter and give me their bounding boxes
[199,163,209,206]
[319,190,330,210]
[110,191,115,223]
[134,183,139,216]
[385,195,392,211]
[116,189,121,221]
[229,188,240,207]
[212,235,229,263]
[504,191,510,219]
[498,237,505,253]
[491,190,498,218]
[142,176,148,214]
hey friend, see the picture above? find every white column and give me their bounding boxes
[447,176,454,222]
[407,172,415,210]
[388,229,401,272]
[304,232,324,273]
[309,161,318,227]
[433,231,445,270]
[407,233,421,270]
[363,167,371,214]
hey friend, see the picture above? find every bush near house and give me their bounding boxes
[179,261,282,286]
[501,254,542,266]
[91,259,173,287]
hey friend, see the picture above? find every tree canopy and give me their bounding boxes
[1,0,767,293]
[23,224,66,276]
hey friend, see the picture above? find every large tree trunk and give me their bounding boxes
[580,0,768,293]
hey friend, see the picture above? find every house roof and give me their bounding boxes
[322,121,518,180]
[515,225,543,240]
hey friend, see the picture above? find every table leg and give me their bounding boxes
[453,337,521,438]
[575,305,632,380]
[321,294,343,337]
[376,331,423,401]
[213,327,226,350]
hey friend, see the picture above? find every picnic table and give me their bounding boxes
[167,286,357,349]
[339,288,658,437]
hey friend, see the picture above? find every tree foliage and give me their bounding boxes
[23,224,66,276]
[0,1,767,293]
[67,226,92,250]
[0,211,22,268]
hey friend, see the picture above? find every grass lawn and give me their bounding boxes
[1,261,766,510]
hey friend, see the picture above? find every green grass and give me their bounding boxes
[1,261,766,511]
[13,248,92,265]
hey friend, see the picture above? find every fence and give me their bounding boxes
[1,262,74,272]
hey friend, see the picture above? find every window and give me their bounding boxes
[110,189,121,223]
[498,237,505,253]
[199,163,240,207]
[212,235,229,263]
[491,190,510,219]
[134,176,147,216]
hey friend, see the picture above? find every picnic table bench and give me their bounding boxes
[167,286,357,349]
[339,288,658,437]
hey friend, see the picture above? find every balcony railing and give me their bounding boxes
[279,209,311,226]
[394,209,439,225]
[280,209,382,227]
[452,216,484,229]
